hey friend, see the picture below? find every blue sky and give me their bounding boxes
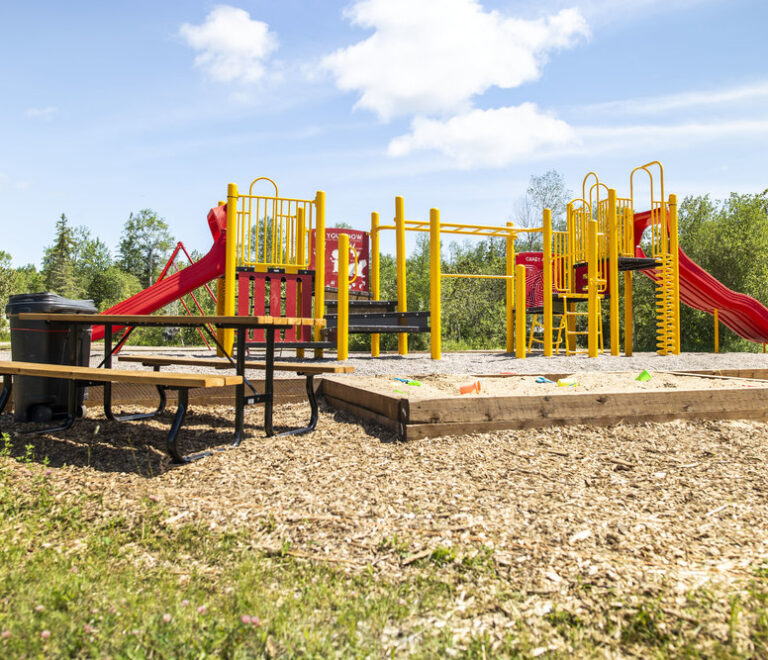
[1,0,767,267]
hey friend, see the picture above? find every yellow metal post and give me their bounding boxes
[430,209,442,360]
[515,264,526,359]
[587,219,599,358]
[542,209,553,357]
[624,271,633,356]
[505,222,515,353]
[215,200,227,356]
[371,212,380,357]
[296,208,306,359]
[608,189,620,355]
[669,194,681,354]
[215,278,226,356]
[223,183,238,355]
[337,233,349,361]
[714,308,719,353]
[395,196,408,355]
[313,191,326,358]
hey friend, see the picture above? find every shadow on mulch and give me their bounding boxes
[0,409,259,477]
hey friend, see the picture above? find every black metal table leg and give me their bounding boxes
[233,327,246,446]
[103,323,113,418]
[264,327,275,436]
[166,388,190,464]
[105,365,167,422]
[0,375,11,414]
[276,374,319,436]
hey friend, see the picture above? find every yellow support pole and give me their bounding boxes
[669,194,681,354]
[313,190,326,358]
[542,209,553,357]
[505,222,515,353]
[430,208,442,360]
[515,264,526,359]
[395,196,408,355]
[714,308,719,353]
[337,233,349,361]
[223,183,238,356]
[608,189,620,356]
[370,212,380,357]
[587,219,599,358]
[215,277,226,356]
[296,208,306,359]
[215,199,227,356]
[624,271,633,356]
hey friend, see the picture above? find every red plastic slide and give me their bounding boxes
[91,206,228,341]
[634,210,768,344]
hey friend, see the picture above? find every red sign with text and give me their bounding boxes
[311,229,370,292]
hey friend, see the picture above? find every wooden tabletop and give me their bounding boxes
[15,313,327,329]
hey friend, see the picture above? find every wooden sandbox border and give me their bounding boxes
[320,369,768,441]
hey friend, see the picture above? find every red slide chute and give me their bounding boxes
[634,210,768,344]
[91,206,227,341]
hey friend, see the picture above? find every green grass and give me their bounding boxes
[3,432,768,657]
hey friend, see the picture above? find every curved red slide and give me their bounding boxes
[634,210,768,344]
[91,206,227,341]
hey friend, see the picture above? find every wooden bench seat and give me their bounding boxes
[118,354,355,375]
[0,360,243,464]
[0,361,243,388]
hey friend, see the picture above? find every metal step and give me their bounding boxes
[246,341,335,350]
[325,311,430,327]
[325,299,398,313]
[333,325,430,334]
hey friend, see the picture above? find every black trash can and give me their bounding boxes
[5,293,97,422]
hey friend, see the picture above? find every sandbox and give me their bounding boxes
[321,370,768,440]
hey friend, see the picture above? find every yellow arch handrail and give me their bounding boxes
[249,176,279,197]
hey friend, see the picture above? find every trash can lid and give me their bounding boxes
[6,292,98,315]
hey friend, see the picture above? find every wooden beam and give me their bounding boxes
[118,355,355,374]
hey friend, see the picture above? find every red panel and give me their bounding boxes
[252,275,266,342]
[300,274,313,341]
[284,277,297,341]
[269,276,282,317]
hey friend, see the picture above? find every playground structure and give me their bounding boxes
[366,161,683,359]
[90,162,768,360]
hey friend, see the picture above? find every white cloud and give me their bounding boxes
[26,106,58,121]
[179,5,277,83]
[322,0,589,120]
[579,119,768,144]
[577,81,768,116]
[0,173,31,191]
[530,0,715,27]
[388,104,579,168]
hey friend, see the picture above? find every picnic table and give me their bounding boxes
[0,313,328,463]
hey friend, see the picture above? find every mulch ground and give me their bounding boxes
[4,392,768,653]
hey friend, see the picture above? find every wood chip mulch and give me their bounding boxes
[4,399,768,652]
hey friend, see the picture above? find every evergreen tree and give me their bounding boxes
[41,213,80,297]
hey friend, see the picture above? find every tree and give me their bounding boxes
[12,264,44,296]
[118,209,174,288]
[88,265,142,310]
[41,213,81,297]
[71,226,113,302]
[511,170,573,250]
[0,251,13,336]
